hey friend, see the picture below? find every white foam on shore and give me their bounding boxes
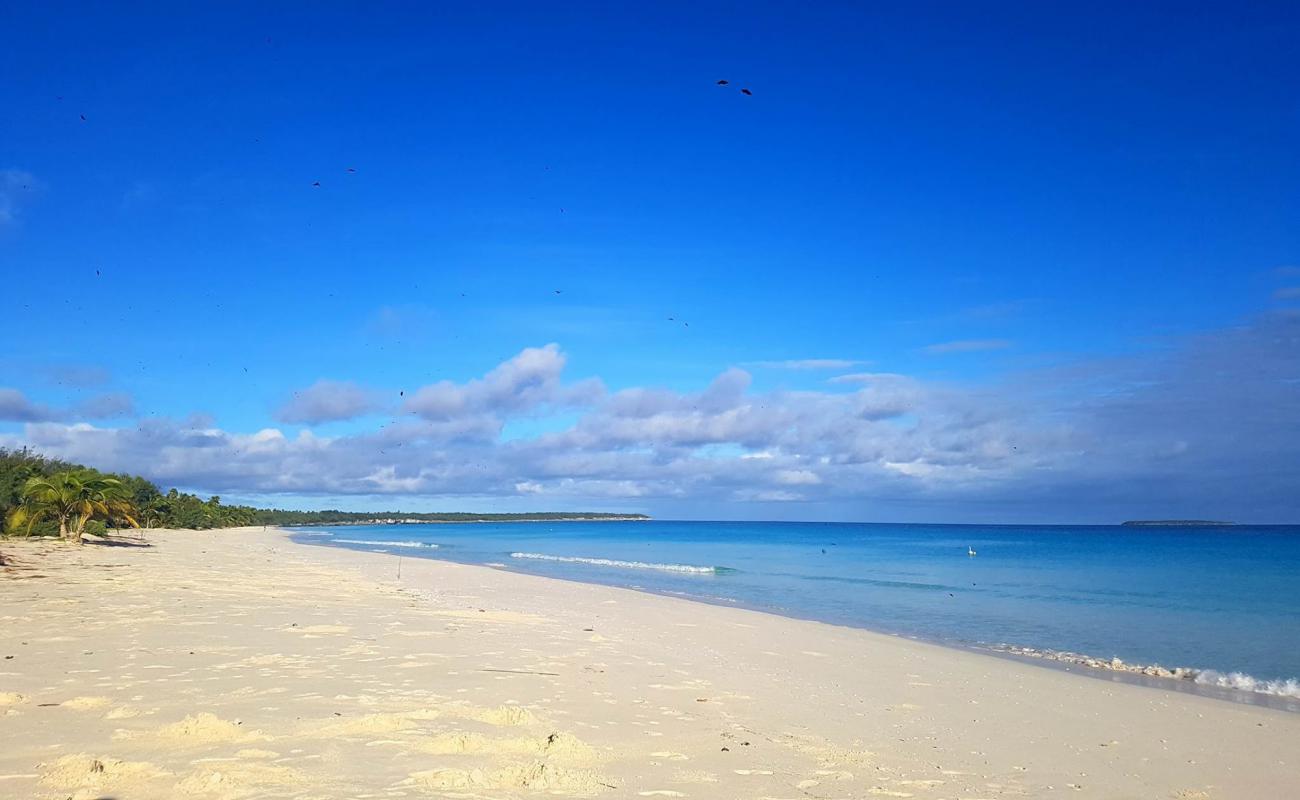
[333,539,439,549]
[1193,670,1300,697]
[510,552,719,574]
[990,644,1300,699]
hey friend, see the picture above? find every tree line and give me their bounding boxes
[0,447,262,539]
[0,447,647,544]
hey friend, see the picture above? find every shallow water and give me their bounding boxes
[293,520,1300,698]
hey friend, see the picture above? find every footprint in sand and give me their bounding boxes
[408,762,604,792]
[413,730,593,760]
[304,709,441,737]
[137,712,267,744]
[104,704,143,720]
[287,624,352,634]
[39,754,169,792]
[0,692,26,707]
[452,704,539,726]
[650,751,690,761]
[63,696,112,710]
[175,762,308,795]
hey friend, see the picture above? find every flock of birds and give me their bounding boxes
[74,77,740,398]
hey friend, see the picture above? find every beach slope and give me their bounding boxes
[1,528,1296,799]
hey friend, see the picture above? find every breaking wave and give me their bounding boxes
[333,538,439,549]
[510,552,724,574]
[1192,670,1300,698]
[989,644,1300,699]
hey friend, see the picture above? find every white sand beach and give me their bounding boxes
[1,527,1296,799]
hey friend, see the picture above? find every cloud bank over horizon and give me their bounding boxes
[4,311,1297,523]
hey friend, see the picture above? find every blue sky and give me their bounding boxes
[2,2,1298,522]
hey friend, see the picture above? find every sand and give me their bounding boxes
[0,527,1296,799]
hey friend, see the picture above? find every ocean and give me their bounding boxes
[292,520,1300,706]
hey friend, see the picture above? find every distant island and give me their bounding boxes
[1121,520,1235,527]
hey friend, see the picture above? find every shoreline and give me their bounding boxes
[289,516,651,527]
[2,526,1297,798]
[296,530,1300,713]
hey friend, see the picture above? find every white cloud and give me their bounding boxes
[277,380,382,425]
[78,392,135,419]
[776,469,821,485]
[0,388,135,423]
[402,344,602,421]
[0,388,60,422]
[5,312,1299,522]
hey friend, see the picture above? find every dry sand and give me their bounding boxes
[1,527,1296,799]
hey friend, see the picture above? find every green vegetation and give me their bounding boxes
[0,447,648,547]
[6,471,138,543]
[0,448,256,537]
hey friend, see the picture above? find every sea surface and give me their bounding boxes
[292,520,1300,706]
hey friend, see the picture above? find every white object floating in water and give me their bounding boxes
[968,547,977,557]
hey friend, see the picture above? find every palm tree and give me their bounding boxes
[139,496,168,529]
[6,471,139,544]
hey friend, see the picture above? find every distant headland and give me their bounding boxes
[1120,520,1235,527]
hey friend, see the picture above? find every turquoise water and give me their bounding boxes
[293,521,1300,701]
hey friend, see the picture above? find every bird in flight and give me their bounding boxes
[312,181,321,187]
[741,88,753,96]
[716,79,729,85]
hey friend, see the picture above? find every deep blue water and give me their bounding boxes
[292,520,1300,696]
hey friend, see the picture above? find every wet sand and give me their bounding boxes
[1,527,1296,799]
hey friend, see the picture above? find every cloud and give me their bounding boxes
[0,169,38,227]
[0,388,136,423]
[776,469,822,485]
[402,344,602,422]
[748,358,868,370]
[0,388,61,422]
[1274,286,1300,301]
[277,380,382,425]
[77,392,135,419]
[5,313,1299,522]
[923,339,1012,355]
